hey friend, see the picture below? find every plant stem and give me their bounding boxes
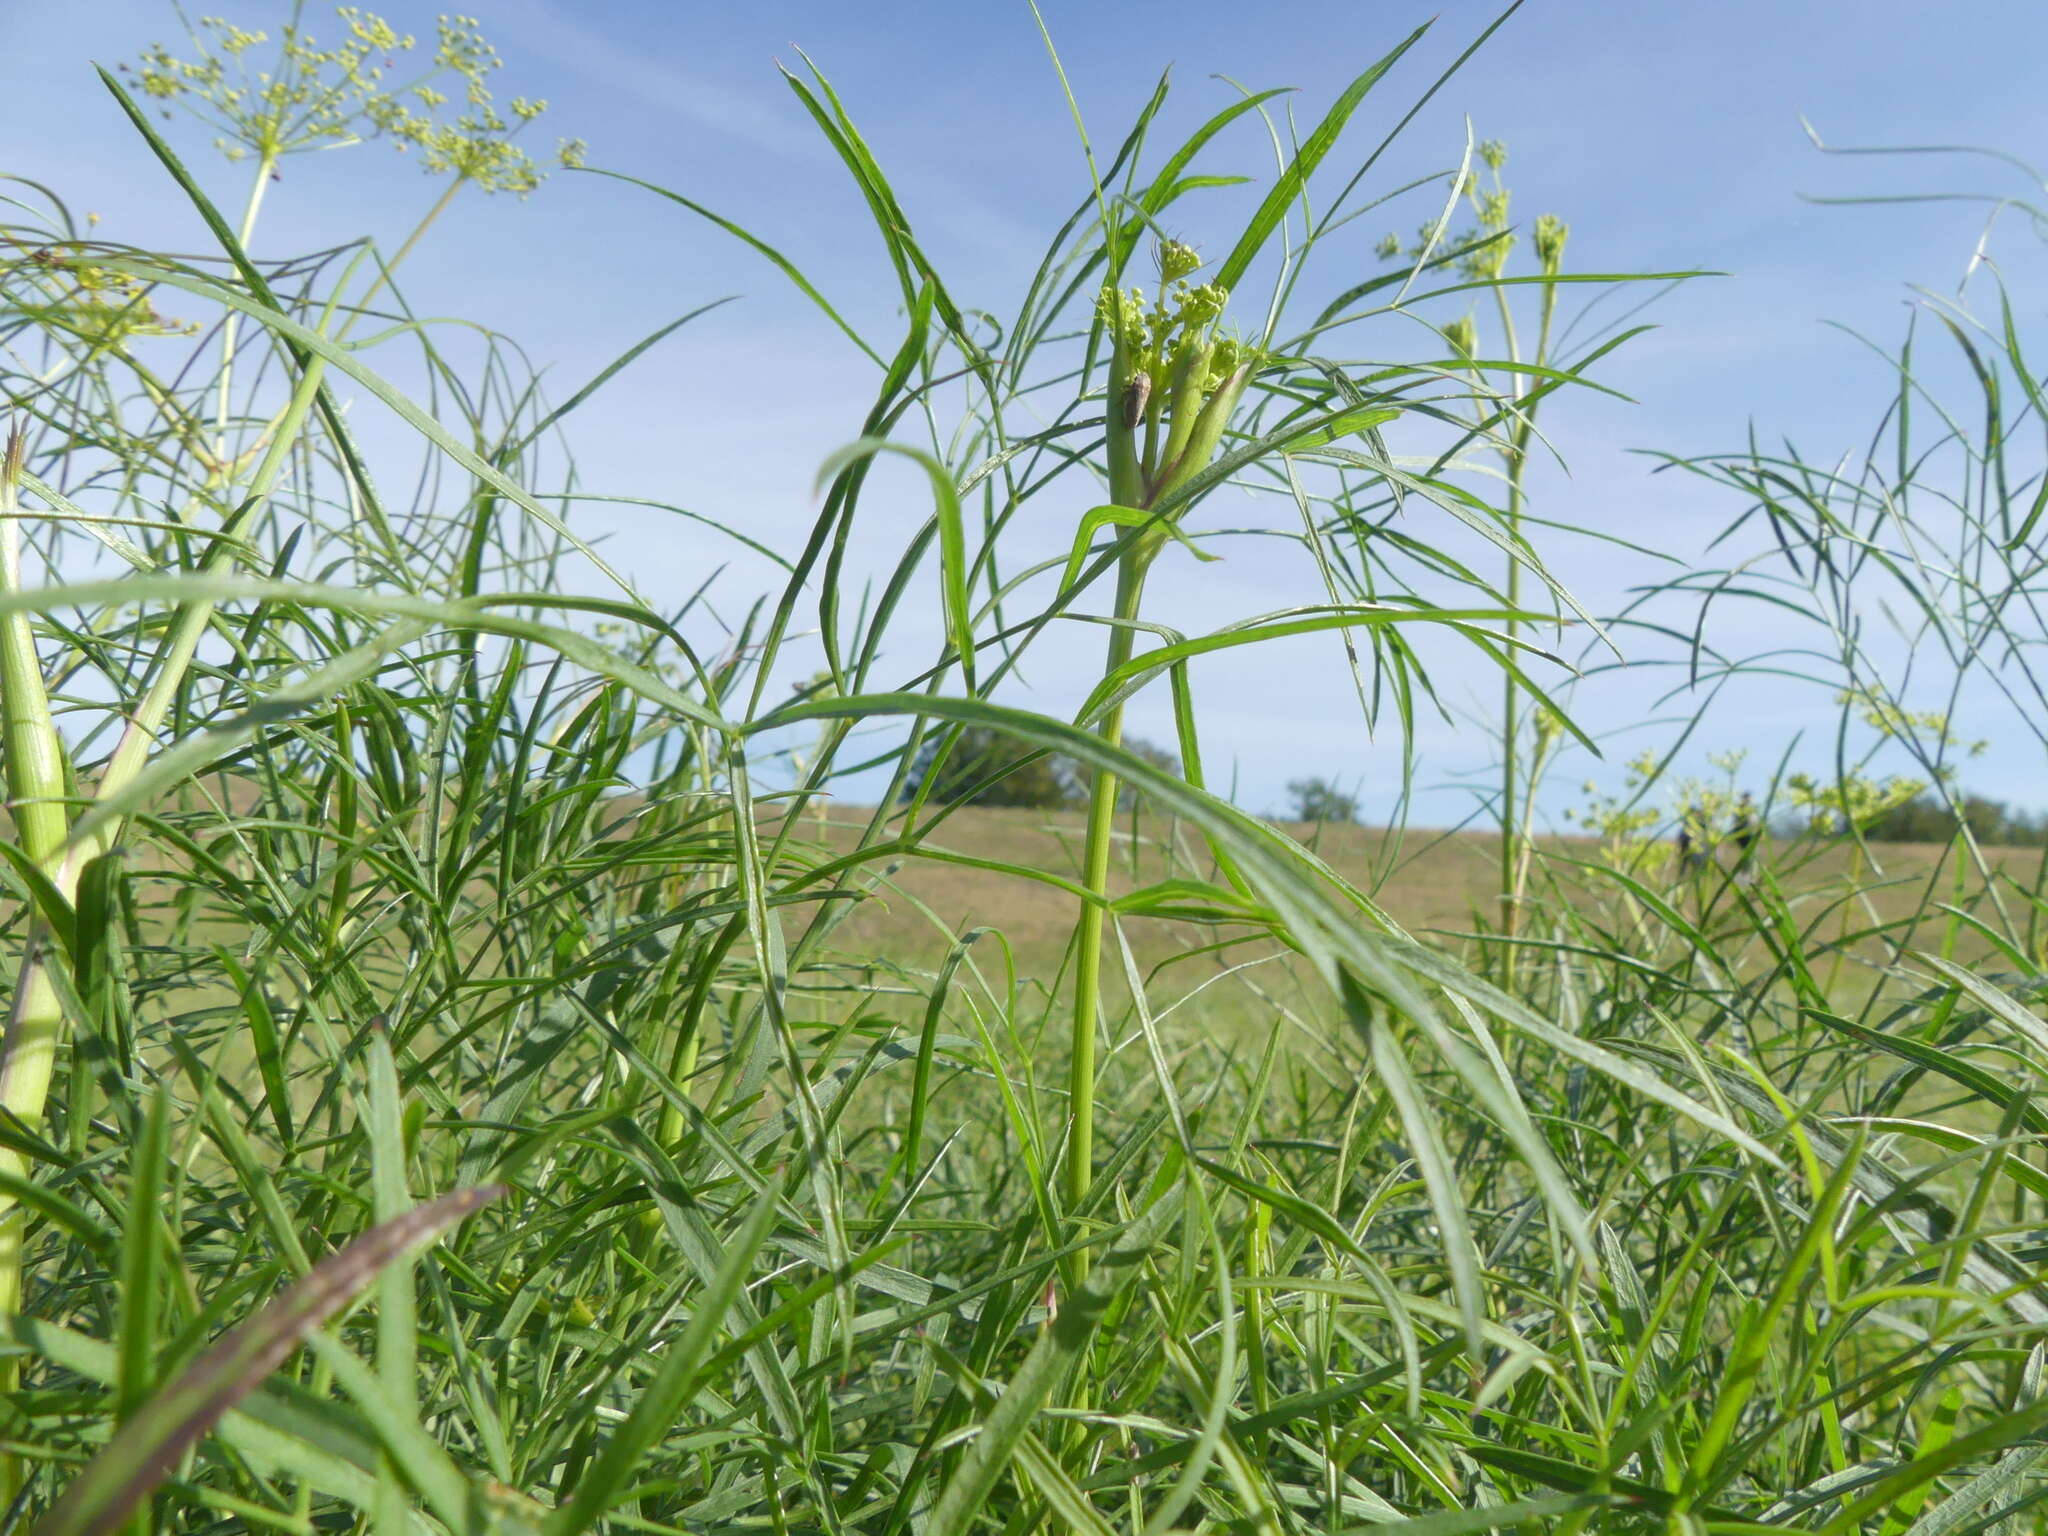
[0,363,326,1504]
[0,435,66,871]
[1486,277,1527,960]
[1065,543,1149,1287]
[0,429,66,1510]
[1494,271,1558,978]
[212,153,279,468]
[344,179,464,339]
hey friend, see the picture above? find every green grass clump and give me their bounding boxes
[7,7,2048,1535]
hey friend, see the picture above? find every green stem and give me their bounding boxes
[0,435,67,870]
[212,153,280,468]
[1065,544,1149,1287]
[0,364,327,1505]
[0,428,66,1510]
[1493,274,1526,972]
[343,179,464,341]
[1494,274,1557,977]
[1499,471,1523,958]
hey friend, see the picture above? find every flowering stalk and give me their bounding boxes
[1384,145,1569,979]
[212,148,280,469]
[1496,209,1568,968]
[1066,247,1253,1278]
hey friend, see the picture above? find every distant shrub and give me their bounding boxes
[906,725,1083,808]
[905,728,1183,811]
[1855,791,2048,847]
[1286,775,1359,824]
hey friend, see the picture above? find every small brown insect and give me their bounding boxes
[1119,370,1153,431]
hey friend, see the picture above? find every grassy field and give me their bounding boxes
[10,7,2048,1535]
[820,800,2043,978]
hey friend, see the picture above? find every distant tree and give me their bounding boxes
[1860,791,2048,847]
[903,725,1082,809]
[1286,775,1358,824]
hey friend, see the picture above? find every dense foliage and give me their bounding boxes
[5,8,2048,1536]
[1285,775,1362,823]
[1859,792,2048,848]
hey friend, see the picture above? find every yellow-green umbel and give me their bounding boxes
[1094,265,1254,518]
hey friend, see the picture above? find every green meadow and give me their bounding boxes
[6,7,2048,1535]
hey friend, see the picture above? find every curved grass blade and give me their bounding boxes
[1213,28,1431,296]
[924,1189,1183,1536]
[34,1184,502,1536]
[815,438,976,691]
[581,167,883,367]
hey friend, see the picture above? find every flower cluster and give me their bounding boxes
[1839,687,1987,758]
[121,6,581,194]
[1095,241,1258,511]
[10,237,198,353]
[1375,138,1569,358]
[1784,770,1927,836]
[1565,749,1676,869]
[1566,749,1760,875]
[127,8,415,162]
[1373,139,1517,283]
[362,14,580,195]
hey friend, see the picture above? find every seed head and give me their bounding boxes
[1533,214,1569,275]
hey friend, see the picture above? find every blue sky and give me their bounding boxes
[7,0,2048,823]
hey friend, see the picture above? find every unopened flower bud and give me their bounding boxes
[1206,335,1247,391]
[1178,282,1227,334]
[1158,239,1202,284]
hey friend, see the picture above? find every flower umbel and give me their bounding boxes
[1096,241,1259,512]
[122,5,577,195]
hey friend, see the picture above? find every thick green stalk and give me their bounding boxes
[1064,298,1157,1284]
[0,432,67,868]
[0,429,68,1509]
[1499,479,1524,955]
[0,362,326,1504]
[1491,279,1527,966]
[1154,340,1212,480]
[1064,547,1148,1286]
[1154,367,1250,509]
